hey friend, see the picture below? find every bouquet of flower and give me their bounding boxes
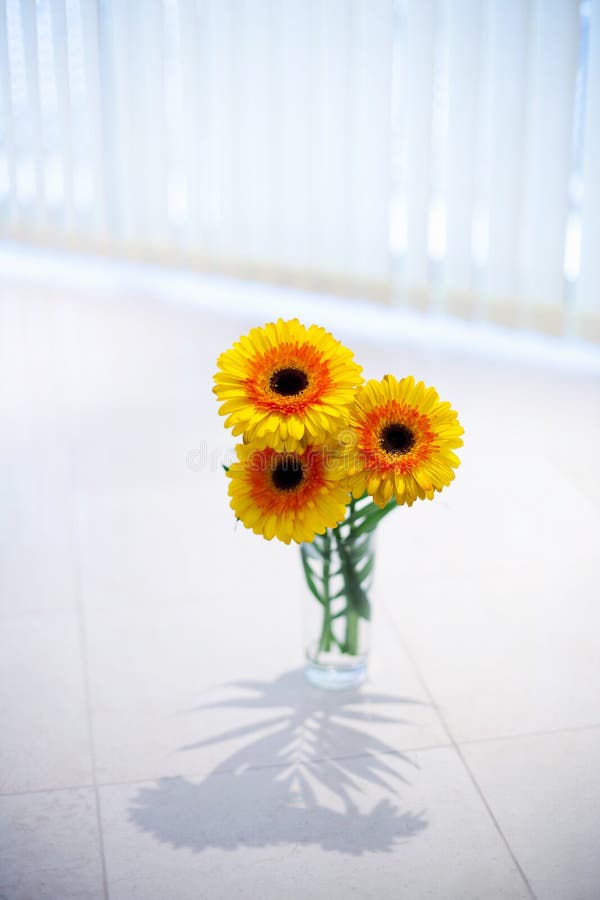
[214,319,463,688]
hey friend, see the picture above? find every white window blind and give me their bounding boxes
[0,0,598,340]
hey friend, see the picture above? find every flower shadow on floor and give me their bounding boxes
[129,669,428,855]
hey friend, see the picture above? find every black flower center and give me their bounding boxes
[272,457,304,491]
[380,423,415,455]
[269,367,309,397]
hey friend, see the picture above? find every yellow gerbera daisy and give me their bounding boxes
[227,443,350,544]
[213,318,363,452]
[346,375,464,507]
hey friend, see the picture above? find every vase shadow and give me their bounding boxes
[129,668,429,855]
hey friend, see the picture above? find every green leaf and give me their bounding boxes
[300,544,324,605]
[356,553,375,583]
[345,535,372,562]
[352,502,397,537]
[330,606,348,619]
[334,531,371,620]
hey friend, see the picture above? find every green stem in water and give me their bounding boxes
[338,498,361,656]
[303,494,397,658]
[344,608,359,656]
[317,530,333,652]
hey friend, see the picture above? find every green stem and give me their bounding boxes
[317,530,333,652]
[302,495,398,659]
[344,608,359,656]
[351,499,397,537]
[330,607,348,620]
[331,498,361,655]
[341,498,360,655]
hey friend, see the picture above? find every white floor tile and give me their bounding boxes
[2,283,600,898]
[84,598,446,785]
[379,551,600,741]
[0,787,104,900]
[73,477,246,611]
[0,299,78,618]
[462,728,600,900]
[0,441,78,619]
[376,444,600,742]
[0,613,93,792]
[99,745,530,900]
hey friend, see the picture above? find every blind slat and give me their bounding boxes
[311,0,353,278]
[20,0,44,227]
[1,0,599,342]
[177,0,208,250]
[481,0,530,308]
[518,0,579,309]
[401,0,436,293]
[578,0,600,317]
[208,0,238,263]
[133,0,167,246]
[272,0,312,272]
[236,0,274,265]
[96,0,128,240]
[79,0,105,235]
[350,0,393,283]
[0,1,18,226]
[49,0,74,230]
[443,0,484,299]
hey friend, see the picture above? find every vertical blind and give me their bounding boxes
[0,0,599,340]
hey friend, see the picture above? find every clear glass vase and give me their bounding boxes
[300,517,375,690]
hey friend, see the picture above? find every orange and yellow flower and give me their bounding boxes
[227,443,349,544]
[345,375,463,507]
[213,318,362,452]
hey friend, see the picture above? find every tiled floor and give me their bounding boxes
[1,265,599,899]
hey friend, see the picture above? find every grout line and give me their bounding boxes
[36,291,110,900]
[66,495,111,900]
[383,607,538,900]
[74,609,110,900]
[4,716,600,800]
[448,741,538,900]
[54,289,111,899]
[0,742,454,799]
[0,782,96,799]
[457,720,600,748]
[448,740,538,900]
